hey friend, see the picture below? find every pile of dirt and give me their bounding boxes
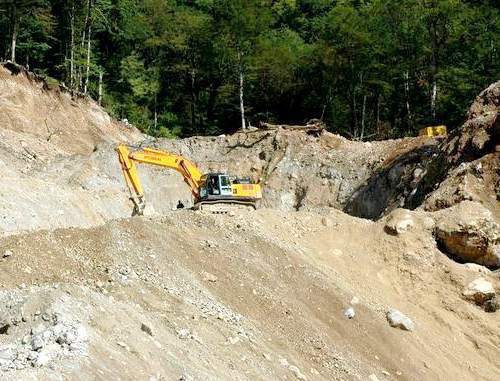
[0,209,498,380]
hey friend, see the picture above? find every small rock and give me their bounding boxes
[289,365,307,380]
[0,323,10,335]
[3,250,13,258]
[31,335,45,351]
[32,350,51,367]
[141,323,153,336]
[386,309,415,331]
[331,248,343,257]
[484,296,498,313]
[279,357,289,367]
[118,266,131,276]
[413,168,424,179]
[177,329,191,340]
[321,216,333,227]
[0,346,15,362]
[463,278,495,305]
[368,374,380,381]
[202,272,218,283]
[27,351,38,361]
[344,307,355,319]
[385,209,415,235]
[179,373,194,381]
[227,336,240,345]
[116,341,129,350]
[350,296,360,305]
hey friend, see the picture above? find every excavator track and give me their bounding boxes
[194,200,257,214]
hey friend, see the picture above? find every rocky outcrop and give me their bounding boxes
[415,81,499,214]
[434,201,499,267]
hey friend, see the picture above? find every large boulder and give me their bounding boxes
[434,201,499,267]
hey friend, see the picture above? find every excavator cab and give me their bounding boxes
[200,174,232,199]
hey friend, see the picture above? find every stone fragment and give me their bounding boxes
[385,209,415,235]
[177,328,191,340]
[289,365,307,380]
[386,309,415,331]
[463,278,496,305]
[344,307,355,319]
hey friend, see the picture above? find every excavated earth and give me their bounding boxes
[0,65,499,380]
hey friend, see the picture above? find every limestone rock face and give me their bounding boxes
[434,201,499,267]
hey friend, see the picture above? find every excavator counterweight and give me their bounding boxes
[115,144,262,214]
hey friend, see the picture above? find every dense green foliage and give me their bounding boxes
[0,0,498,138]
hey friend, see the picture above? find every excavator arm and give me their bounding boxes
[116,144,203,215]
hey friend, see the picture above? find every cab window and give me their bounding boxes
[220,176,230,187]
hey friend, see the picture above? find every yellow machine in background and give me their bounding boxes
[116,144,262,214]
[419,125,447,138]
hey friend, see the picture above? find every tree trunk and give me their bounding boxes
[431,76,437,121]
[403,70,412,128]
[206,83,218,124]
[238,50,246,130]
[84,0,94,95]
[239,69,246,130]
[154,93,158,130]
[190,68,196,131]
[98,71,103,105]
[320,87,332,121]
[69,2,75,88]
[84,24,92,94]
[429,16,439,122]
[376,93,381,137]
[360,94,367,140]
[10,4,18,63]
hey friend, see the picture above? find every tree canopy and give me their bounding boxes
[0,0,498,139]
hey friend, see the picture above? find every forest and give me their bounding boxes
[0,0,498,139]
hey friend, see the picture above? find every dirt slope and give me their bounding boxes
[0,209,498,380]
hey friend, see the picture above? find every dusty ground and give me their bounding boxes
[0,209,499,380]
[0,65,498,380]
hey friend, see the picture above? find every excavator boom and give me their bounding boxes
[115,144,261,215]
[116,144,203,214]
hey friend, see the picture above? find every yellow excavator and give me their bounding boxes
[116,144,262,215]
